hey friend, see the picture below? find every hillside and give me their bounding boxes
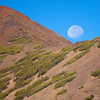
[0,6,72,49]
[0,6,100,100]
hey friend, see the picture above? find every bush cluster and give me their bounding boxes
[8,36,32,44]
[54,76,75,89]
[91,69,100,77]
[0,55,7,63]
[0,76,11,94]
[0,45,24,55]
[14,71,76,100]
[63,50,89,66]
[0,47,72,99]
[73,40,95,51]
[97,41,100,48]
[85,94,94,100]
[56,89,67,95]
[14,77,49,100]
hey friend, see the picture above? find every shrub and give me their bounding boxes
[54,76,75,89]
[97,41,100,48]
[8,36,21,42]
[78,86,83,89]
[56,89,67,95]
[0,55,7,63]
[38,53,64,77]
[52,71,76,83]
[85,94,94,100]
[33,41,40,44]
[0,76,11,93]
[63,50,89,66]
[0,45,24,55]
[24,39,32,44]
[14,71,76,99]
[14,77,49,99]
[73,40,95,51]
[33,44,42,50]
[15,77,33,89]
[60,47,72,55]
[8,36,32,44]
[91,69,100,77]
[0,87,15,99]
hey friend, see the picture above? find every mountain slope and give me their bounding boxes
[0,6,100,100]
[0,6,72,48]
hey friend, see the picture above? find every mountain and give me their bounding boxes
[0,6,100,100]
[0,6,72,49]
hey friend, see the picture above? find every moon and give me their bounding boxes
[67,25,84,39]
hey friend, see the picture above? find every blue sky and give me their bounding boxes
[0,0,100,43]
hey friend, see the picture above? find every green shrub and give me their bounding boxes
[8,36,21,42]
[73,40,95,51]
[91,69,100,77]
[56,89,67,95]
[33,41,40,44]
[54,76,75,89]
[78,86,83,89]
[97,41,100,48]
[85,94,94,100]
[0,87,15,99]
[60,47,72,55]
[0,76,11,93]
[38,53,64,77]
[63,50,89,66]
[0,45,24,55]
[0,55,7,63]
[14,95,24,100]
[15,77,33,89]
[14,77,49,99]
[8,36,32,44]
[14,71,75,99]
[52,71,76,83]
[33,44,42,50]
[24,39,32,44]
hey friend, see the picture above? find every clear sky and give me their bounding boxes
[0,0,100,43]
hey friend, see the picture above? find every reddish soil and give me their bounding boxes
[0,6,73,48]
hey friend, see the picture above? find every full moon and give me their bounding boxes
[67,25,84,39]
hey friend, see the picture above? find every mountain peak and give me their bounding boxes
[0,5,30,20]
[0,6,73,48]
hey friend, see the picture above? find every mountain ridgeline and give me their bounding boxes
[0,6,100,100]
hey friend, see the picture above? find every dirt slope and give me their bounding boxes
[0,6,100,100]
[0,6,72,48]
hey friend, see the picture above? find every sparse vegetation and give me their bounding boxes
[0,45,24,55]
[0,87,16,99]
[54,76,75,89]
[85,94,94,100]
[78,86,83,89]
[91,69,100,77]
[14,77,49,100]
[0,55,7,63]
[97,41,100,48]
[14,71,76,100]
[0,46,75,100]
[0,76,11,94]
[63,50,89,66]
[33,41,40,44]
[24,39,32,44]
[60,47,72,55]
[56,89,67,95]
[8,36,21,42]
[8,36,32,44]
[73,40,95,51]
[33,44,42,50]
